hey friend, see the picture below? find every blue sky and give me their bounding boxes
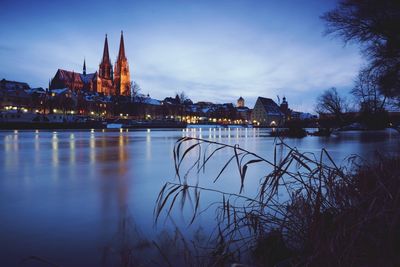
[0,0,362,112]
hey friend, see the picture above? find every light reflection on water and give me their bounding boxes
[0,128,399,266]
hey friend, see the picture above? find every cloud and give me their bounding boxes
[128,24,361,112]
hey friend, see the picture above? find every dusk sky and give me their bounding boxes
[0,0,362,112]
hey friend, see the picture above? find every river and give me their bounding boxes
[0,128,399,266]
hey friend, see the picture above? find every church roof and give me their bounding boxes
[257,97,283,116]
[80,73,95,83]
[57,69,81,82]
[56,69,95,84]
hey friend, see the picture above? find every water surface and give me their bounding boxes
[0,128,398,266]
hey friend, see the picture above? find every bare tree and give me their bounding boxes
[322,0,400,98]
[130,81,141,97]
[316,87,348,117]
[174,91,187,105]
[351,69,386,113]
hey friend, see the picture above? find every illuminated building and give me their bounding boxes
[50,32,131,96]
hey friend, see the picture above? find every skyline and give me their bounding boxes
[0,0,362,112]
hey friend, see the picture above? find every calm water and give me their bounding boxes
[0,128,399,266]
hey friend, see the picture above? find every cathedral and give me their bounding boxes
[50,32,131,96]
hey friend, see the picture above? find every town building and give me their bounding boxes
[237,96,244,107]
[50,32,131,96]
[251,97,284,126]
[0,79,31,109]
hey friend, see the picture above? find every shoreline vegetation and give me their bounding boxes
[151,136,400,267]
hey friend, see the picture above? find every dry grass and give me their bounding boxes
[155,136,400,266]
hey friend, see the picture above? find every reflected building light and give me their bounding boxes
[119,128,123,133]
[146,129,152,160]
[90,135,95,164]
[34,132,40,152]
[4,135,11,152]
[90,129,95,133]
[119,134,127,163]
[34,135,40,164]
[52,135,59,166]
[14,130,18,134]
[70,135,76,164]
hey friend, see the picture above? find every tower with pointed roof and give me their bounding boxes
[83,59,86,76]
[237,96,245,107]
[95,34,115,95]
[99,34,112,79]
[114,31,131,96]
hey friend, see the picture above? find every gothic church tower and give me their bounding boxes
[114,31,131,96]
[96,34,115,95]
[99,34,113,79]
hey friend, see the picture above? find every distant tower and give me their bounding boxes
[280,96,288,113]
[99,34,113,80]
[83,58,86,76]
[237,96,245,107]
[114,31,131,96]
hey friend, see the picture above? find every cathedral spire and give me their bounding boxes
[117,31,126,61]
[83,58,86,76]
[102,34,111,65]
[114,31,131,96]
[99,34,112,80]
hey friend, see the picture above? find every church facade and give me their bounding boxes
[50,32,131,96]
